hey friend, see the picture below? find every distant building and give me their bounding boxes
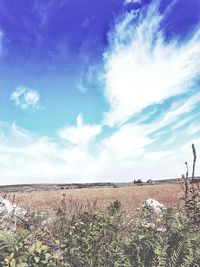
[134,179,143,184]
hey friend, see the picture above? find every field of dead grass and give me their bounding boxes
[3,183,182,215]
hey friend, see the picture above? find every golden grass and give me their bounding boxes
[3,183,182,215]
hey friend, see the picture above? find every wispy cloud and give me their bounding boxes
[184,120,200,136]
[0,121,34,147]
[10,86,40,110]
[124,0,142,4]
[146,92,200,135]
[77,60,103,94]
[103,0,200,126]
[34,0,70,27]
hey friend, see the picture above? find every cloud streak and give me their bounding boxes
[103,0,200,126]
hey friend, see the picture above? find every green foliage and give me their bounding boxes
[3,231,58,267]
[0,230,15,264]
[125,208,200,267]
[0,200,200,267]
[53,203,130,266]
[107,199,121,215]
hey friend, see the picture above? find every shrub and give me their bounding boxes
[51,199,130,266]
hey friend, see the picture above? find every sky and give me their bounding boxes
[0,0,200,185]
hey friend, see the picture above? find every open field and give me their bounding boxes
[0,181,199,266]
[2,183,182,215]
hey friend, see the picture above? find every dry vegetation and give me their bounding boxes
[3,183,182,215]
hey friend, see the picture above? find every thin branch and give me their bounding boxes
[192,144,196,180]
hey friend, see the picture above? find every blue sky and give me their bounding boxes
[0,0,200,184]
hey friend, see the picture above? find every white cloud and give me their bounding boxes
[58,113,102,145]
[0,121,34,147]
[184,120,200,136]
[96,91,200,171]
[0,121,103,184]
[170,115,195,131]
[0,121,72,184]
[104,92,200,153]
[145,150,172,160]
[124,0,142,4]
[10,86,40,110]
[0,120,200,185]
[102,123,152,160]
[103,1,200,126]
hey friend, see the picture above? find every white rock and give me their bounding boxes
[41,216,56,227]
[143,198,165,214]
[0,197,26,217]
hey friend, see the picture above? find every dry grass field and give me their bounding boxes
[3,183,182,215]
